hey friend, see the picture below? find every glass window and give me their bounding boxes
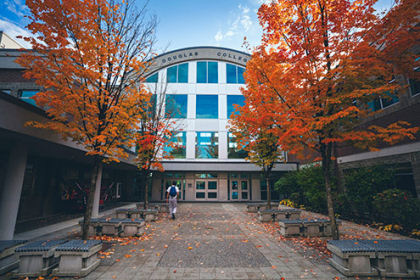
[195,132,218,159]
[196,181,205,190]
[230,173,239,178]
[367,91,399,112]
[228,132,247,159]
[409,78,420,96]
[165,94,187,118]
[227,95,245,119]
[178,63,188,83]
[167,63,188,83]
[0,89,11,94]
[146,73,158,83]
[208,193,217,199]
[197,61,218,83]
[196,95,218,119]
[226,64,245,84]
[195,173,207,178]
[164,131,186,158]
[208,181,217,189]
[196,192,205,199]
[19,90,39,106]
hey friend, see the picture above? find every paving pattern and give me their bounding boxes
[4,202,404,279]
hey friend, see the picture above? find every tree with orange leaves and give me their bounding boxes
[229,94,286,210]
[17,0,157,239]
[238,0,420,239]
[135,82,179,209]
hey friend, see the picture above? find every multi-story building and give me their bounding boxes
[143,47,297,202]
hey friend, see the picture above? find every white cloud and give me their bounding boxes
[4,0,30,18]
[215,30,223,42]
[239,5,252,31]
[0,19,33,48]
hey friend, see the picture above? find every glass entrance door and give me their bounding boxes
[230,180,249,201]
[195,180,218,201]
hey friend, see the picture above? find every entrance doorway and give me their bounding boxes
[164,179,184,200]
[195,180,218,201]
[230,179,249,201]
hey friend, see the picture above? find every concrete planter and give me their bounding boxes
[12,240,67,278]
[120,219,145,237]
[0,240,27,275]
[52,240,102,277]
[278,220,303,237]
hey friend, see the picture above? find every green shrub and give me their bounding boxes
[373,189,420,229]
[275,165,329,214]
[343,165,393,219]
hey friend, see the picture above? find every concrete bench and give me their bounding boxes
[52,240,102,277]
[78,218,100,236]
[328,240,378,277]
[12,239,68,278]
[0,240,27,275]
[120,218,145,237]
[278,218,341,237]
[115,208,143,219]
[258,209,302,222]
[246,203,278,213]
[158,203,169,213]
[362,240,420,278]
[278,219,303,237]
[328,239,420,278]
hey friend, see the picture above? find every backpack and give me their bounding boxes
[169,186,177,197]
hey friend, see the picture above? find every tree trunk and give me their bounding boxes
[82,155,101,240]
[322,144,339,240]
[142,169,150,209]
[266,168,272,210]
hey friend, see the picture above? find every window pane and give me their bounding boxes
[208,62,218,83]
[167,66,177,83]
[197,62,207,83]
[232,192,238,199]
[227,95,245,119]
[178,63,188,83]
[195,132,218,159]
[164,131,186,158]
[409,79,420,96]
[226,64,237,84]
[231,181,238,190]
[208,181,217,189]
[241,192,248,199]
[228,132,247,159]
[196,181,205,189]
[381,91,399,108]
[208,192,217,199]
[196,192,205,198]
[20,90,38,106]
[0,89,11,94]
[166,94,187,118]
[241,181,248,190]
[196,95,218,119]
[195,173,207,178]
[238,67,245,84]
[207,173,218,178]
[146,73,158,83]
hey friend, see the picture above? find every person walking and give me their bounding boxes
[166,181,179,220]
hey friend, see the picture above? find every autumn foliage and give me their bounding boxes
[16,0,157,239]
[232,0,420,239]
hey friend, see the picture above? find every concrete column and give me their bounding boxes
[0,141,29,240]
[91,164,103,218]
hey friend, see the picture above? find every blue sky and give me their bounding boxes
[0,0,393,52]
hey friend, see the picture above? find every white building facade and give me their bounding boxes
[144,47,298,202]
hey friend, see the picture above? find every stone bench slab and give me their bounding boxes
[0,240,27,275]
[12,239,68,278]
[52,240,102,277]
